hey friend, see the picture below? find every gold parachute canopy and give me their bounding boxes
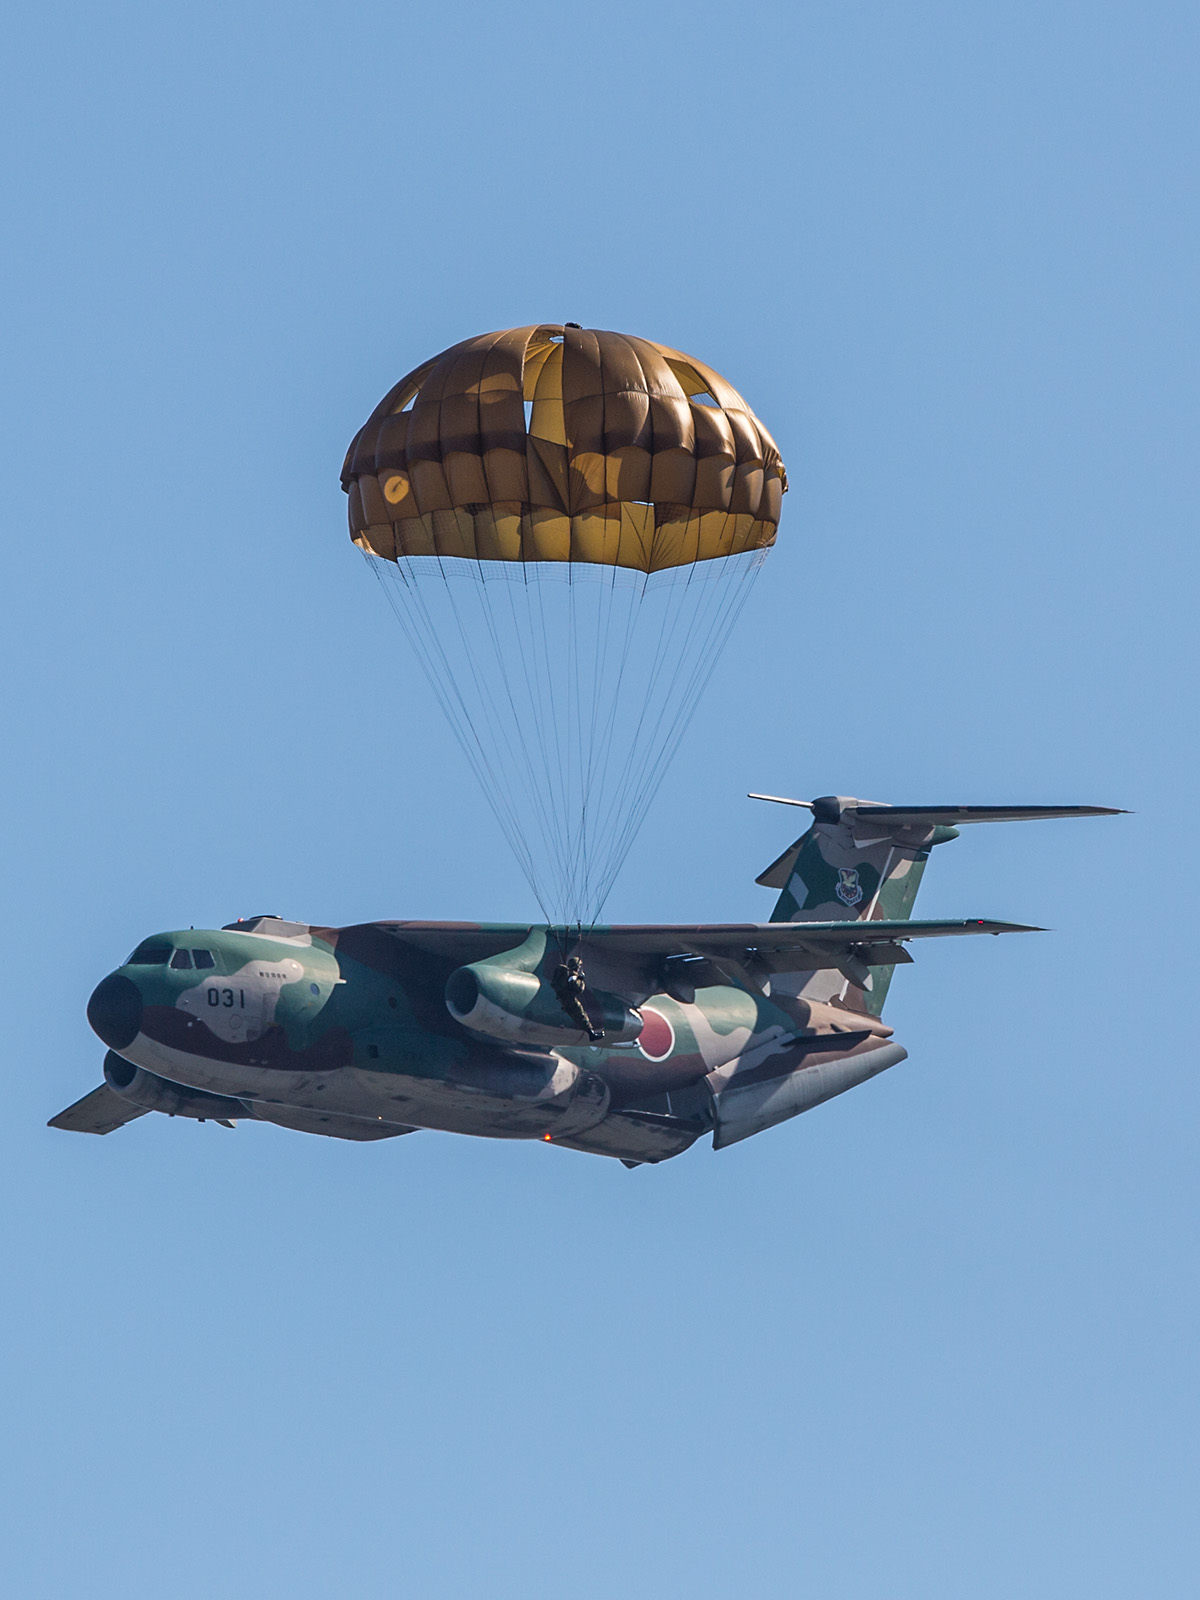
[341,324,787,573]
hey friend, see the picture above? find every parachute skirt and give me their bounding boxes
[350,500,777,572]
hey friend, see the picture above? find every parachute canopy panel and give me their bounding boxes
[341,324,787,573]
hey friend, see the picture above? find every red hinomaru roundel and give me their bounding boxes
[637,1007,675,1062]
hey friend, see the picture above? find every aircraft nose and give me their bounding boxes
[87,973,143,1051]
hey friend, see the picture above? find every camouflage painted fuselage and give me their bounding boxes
[83,914,902,1163]
[66,795,1116,1161]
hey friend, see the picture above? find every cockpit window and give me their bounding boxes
[127,942,171,965]
[170,949,193,970]
[192,949,215,969]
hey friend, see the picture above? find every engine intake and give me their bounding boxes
[445,959,642,1048]
[103,1052,246,1123]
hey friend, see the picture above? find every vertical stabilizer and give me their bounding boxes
[755,796,958,1016]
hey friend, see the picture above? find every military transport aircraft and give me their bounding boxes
[51,795,1119,1166]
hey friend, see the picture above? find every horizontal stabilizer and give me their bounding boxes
[837,803,1125,826]
[749,793,1125,826]
[48,1085,149,1135]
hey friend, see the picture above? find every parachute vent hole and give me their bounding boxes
[523,400,534,429]
[664,357,720,407]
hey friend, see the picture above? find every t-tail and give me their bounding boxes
[751,795,1125,1018]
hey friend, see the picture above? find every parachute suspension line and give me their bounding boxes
[583,566,640,920]
[555,566,610,928]
[642,556,764,819]
[560,570,597,926]
[366,543,767,928]
[516,567,564,909]
[365,553,554,922]
[539,571,583,918]
[552,566,647,924]
[556,575,645,918]
[477,580,559,894]
[582,559,701,898]
[565,564,605,926]
[536,566,574,908]
[583,547,767,920]
[581,562,621,814]
[454,561,585,922]
[575,568,646,919]
[608,560,723,837]
[411,556,614,924]
[574,562,622,923]
[464,561,566,899]
[567,570,588,928]
[420,557,553,898]
[382,557,550,915]
[494,567,566,897]
[621,550,765,865]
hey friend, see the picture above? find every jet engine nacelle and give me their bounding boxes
[103,1052,245,1123]
[445,961,643,1048]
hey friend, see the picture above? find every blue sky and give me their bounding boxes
[2,3,1197,1595]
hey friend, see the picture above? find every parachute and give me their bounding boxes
[342,323,787,927]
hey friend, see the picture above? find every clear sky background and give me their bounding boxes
[2,3,1197,1595]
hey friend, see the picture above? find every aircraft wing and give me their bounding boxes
[48,1085,150,1135]
[583,917,1040,969]
[371,917,1040,971]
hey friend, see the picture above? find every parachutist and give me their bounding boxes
[551,956,604,1041]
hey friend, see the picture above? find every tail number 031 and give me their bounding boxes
[207,988,246,1009]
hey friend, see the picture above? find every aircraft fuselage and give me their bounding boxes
[82,914,901,1161]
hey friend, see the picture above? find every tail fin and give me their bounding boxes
[752,795,1124,1017]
